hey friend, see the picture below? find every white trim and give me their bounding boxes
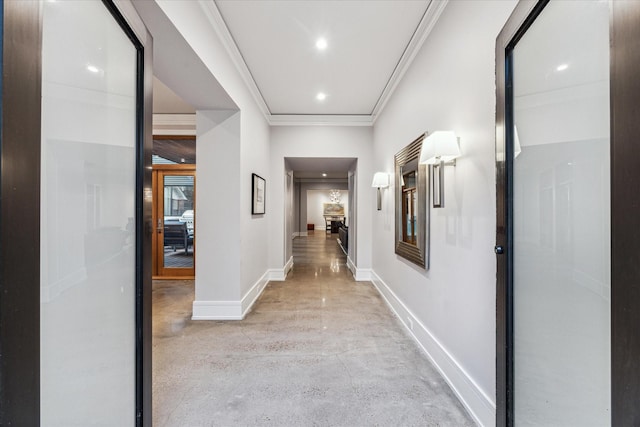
[370,270,495,427]
[267,269,287,281]
[153,113,196,135]
[269,115,373,127]
[283,256,294,277]
[370,0,448,123]
[193,269,273,320]
[198,1,272,118]
[192,300,243,320]
[347,256,356,276]
[267,257,293,281]
[354,268,372,281]
[240,270,270,316]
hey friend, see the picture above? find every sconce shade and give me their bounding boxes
[371,172,389,188]
[419,131,461,164]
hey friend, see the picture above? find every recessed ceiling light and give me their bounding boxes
[316,92,327,101]
[556,63,569,72]
[315,38,328,50]
[87,64,100,73]
[322,173,327,177]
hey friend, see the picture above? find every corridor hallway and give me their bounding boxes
[152,232,473,426]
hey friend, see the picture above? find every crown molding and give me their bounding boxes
[199,0,272,118]
[269,114,373,127]
[200,0,448,127]
[370,0,449,123]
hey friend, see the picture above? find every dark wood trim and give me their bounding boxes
[153,169,196,278]
[153,135,196,140]
[611,1,640,424]
[153,164,196,171]
[153,275,195,281]
[0,0,42,424]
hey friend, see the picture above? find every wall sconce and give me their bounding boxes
[371,172,389,211]
[419,131,461,208]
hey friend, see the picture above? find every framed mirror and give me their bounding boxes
[395,133,429,268]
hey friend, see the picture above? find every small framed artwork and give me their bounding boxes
[252,173,266,215]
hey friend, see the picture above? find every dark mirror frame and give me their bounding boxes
[394,133,429,269]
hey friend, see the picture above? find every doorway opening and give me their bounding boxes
[285,157,358,274]
[152,136,196,279]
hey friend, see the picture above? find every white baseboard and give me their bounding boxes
[346,257,372,281]
[354,268,372,281]
[192,268,272,320]
[370,270,495,427]
[284,256,294,276]
[240,270,270,316]
[192,300,243,320]
[267,256,293,281]
[347,256,356,276]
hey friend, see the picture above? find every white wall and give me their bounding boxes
[195,110,241,303]
[154,1,271,319]
[270,126,373,273]
[371,1,517,425]
[306,189,349,230]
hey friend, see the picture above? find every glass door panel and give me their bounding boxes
[511,1,610,425]
[153,169,196,277]
[40,0,139,424]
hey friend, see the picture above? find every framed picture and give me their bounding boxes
[252,173,266,215]
[323,203,345,217]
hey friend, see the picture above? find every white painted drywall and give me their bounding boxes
[371,0,517,424]
[270,126,373,270]
[152,1,271,314]
[239,104,271,299]
[195,110,242,302]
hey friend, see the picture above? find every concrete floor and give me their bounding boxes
[152,232,474,426]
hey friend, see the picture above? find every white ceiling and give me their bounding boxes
[153,77,196,114]
[147,0,447,124]
[145,1,446,178]
[212,0,443,122]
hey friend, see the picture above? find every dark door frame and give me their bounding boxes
[496,0,640,425]
[0,0,153,425]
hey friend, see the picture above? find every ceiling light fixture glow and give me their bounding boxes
[315,38,328,50]
[556,63,569,72]
[316,92,327,101]
[87,64,100,73]
[322,173,327,177]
